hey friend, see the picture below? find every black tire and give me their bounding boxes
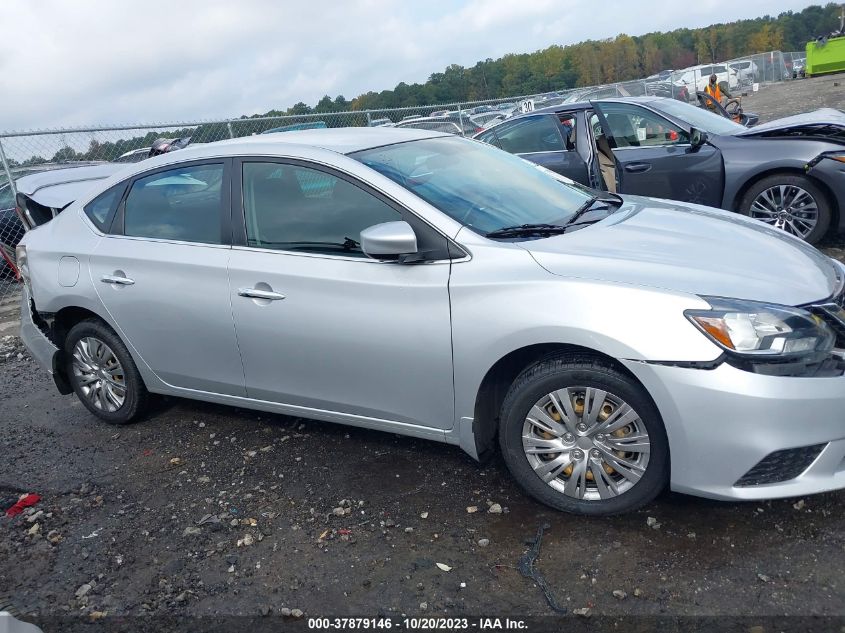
[739,173,832,245]
[64,318,148,424]
[498,353,669,516]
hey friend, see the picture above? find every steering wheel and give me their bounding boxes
[724,99,742,117]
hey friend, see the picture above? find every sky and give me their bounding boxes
[0,0,818,132]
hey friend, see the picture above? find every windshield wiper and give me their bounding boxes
[484,223,571,238]
[485,194,624,239]
[563,193,623,227]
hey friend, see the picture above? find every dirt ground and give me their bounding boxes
[2,78,845,632]
[735,73,845,122]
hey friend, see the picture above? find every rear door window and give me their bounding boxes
[123,164,224,244]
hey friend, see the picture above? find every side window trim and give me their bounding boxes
[232,157,465,262]
[110,158,233,246]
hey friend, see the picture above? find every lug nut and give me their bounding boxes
[577,423,587,432]
[591,449,601,458]
[595,433,605,441]
[563,433,574,442]
[572,449,584,460]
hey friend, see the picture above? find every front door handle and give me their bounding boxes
[238,287,286,301]
[101,274,135,286]
[624,162,652,173]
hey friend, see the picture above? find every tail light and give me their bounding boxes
[15,244,30,291]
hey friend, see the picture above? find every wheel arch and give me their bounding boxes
[470,342,655,462]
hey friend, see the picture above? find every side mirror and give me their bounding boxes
[690,127,708,151]
[360,221,418,260]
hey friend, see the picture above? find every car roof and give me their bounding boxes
[145,127,451,164]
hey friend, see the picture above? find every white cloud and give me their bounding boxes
[0,0,816,131]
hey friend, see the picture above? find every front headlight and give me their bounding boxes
[685,297,835,358]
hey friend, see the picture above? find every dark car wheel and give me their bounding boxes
[64,318,148,424]
[498,354,669,516]
[739,174,831,244]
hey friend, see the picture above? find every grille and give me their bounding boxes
[734,443,827,487]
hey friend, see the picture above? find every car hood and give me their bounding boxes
[734,108,845,141]
[523,197,840,306]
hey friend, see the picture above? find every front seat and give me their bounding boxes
[595,134,617,194]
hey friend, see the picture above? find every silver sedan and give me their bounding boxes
[18,128,845,515]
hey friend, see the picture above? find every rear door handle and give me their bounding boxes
[624,162,652,173]
[101,274,135,285]
[238,287,286,301]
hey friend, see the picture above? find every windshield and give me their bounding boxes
[351,137,593,234]
[650,99,745,136]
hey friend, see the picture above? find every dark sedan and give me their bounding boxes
[475,97,845,244]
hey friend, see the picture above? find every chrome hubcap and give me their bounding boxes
[71,337,126,412]
[522,387,650,501]
[750,185,818,239]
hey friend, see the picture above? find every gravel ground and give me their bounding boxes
[3,79,845,631]
[735,73,845,122]
[1,338,844,630]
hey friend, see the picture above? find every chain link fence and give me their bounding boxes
[0,50,796,310]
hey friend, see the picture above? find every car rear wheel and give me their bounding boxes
[498,354,669,515]
[739,174,831,244]
[64,318,148,424]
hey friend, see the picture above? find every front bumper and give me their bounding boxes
[622,359,845,500]
[20,287,70,394]
[807,157,845,232]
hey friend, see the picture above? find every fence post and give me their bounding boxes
[227,122,235,139]
[0,138,16,201]
[366,111,372,127]
[457,103,465,136]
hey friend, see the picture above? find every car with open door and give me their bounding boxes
[475,97,845,244]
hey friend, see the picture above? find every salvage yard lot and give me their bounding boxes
[2,77,845,626]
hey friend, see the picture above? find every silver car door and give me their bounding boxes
[228,159,454,429]
[90,159,246,396]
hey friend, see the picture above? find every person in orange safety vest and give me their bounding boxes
[704,74,722,103]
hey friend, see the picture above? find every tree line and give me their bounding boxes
[6,2,842,167]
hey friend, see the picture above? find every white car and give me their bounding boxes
[674,64,739,93]
[729,59,759,84]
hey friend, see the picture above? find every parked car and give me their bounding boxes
[475,97,845,244]
[395,115,483,136]
[1,162,112,277]
[644,81,685,99]
[17,128,845,515]
[673,64,739,93]
[115,148,151,163]
[470,112,506,129]
[728,59,759,84]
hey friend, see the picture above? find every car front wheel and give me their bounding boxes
[499,354,669,515]
[64,318,148,424]
[739,174,831,244]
